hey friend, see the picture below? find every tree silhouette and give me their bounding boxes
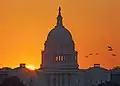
[95,81,120,86]
[0,76,25,86]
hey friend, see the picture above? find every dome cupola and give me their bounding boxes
[56,7,63,26]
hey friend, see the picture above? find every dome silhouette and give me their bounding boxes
[41,7,78,69]
[47,26,73,43]
[44,7,75,52]
[46,7,73,43]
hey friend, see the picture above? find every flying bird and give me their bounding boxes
[108,46,111,48]
[112,54,116,56]
[108,46,113,51]
[95,53,99,55]
[85,56,89,58]
[89,53,93,55]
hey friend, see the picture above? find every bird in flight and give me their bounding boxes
[89,53,93,55]
[108,46,113,51]
[85,56,89,58]
[112,54,116,56]
[85,52,99,58]
[95,53,99,55]
[107,45,117,56]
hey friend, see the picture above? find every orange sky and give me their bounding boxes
[0,0,120,69]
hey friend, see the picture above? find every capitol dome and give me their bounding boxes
[41,7,78,69]
[44,7,75,52]
[46,7,73,43]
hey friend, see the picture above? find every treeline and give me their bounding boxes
[94,81,120,86]
[0,76,25,86]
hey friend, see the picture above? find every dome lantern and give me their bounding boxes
[56,7,63,26]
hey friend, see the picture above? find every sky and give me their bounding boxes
[0,0,120,69]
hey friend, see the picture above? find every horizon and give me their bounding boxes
[1,63,120,70]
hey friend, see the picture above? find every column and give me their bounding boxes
[62,73,64,86]
[47,74,50,86]
[68,73,70,86]
[50,74,53,86]
[53,73,56,86]
[58,73,60,86]
[68,73,71,86]
[56,73,58,86]
[59,73,62,86]
[64,73,68,86]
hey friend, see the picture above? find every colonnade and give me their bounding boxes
[46,73,71,86]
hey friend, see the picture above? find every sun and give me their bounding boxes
[26,65,36,70]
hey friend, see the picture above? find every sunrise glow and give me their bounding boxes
[26,65,36,70]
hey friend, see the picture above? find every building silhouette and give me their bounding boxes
[111,67,120,85]
[39,7,80,86]
[37,7,111,86]
[41,7,78,70]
